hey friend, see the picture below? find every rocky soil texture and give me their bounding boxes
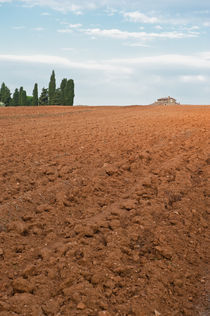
[0,105,209,316]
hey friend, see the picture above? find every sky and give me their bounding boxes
[0,0,210,105]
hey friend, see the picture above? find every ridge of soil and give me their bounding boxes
[0,105,209,316]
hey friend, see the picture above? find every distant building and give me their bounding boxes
[155,96,178,105]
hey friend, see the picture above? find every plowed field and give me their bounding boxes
[0,105,209,316]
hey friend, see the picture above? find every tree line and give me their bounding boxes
[0,71,75,106]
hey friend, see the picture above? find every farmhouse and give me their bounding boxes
[155,96,178,105]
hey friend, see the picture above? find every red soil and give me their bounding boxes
[0,105,209,316]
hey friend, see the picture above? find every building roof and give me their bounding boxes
[157,96,176,102]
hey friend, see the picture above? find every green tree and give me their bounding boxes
[64,79,74,106]
[48,70,56,105]
[19,87,24,105]
[0,82,6,102]
[12,88,19,106]
[69,79,75,106]
[19,87,23,105]
[0,83,11,106]
[0,83,3,101]
[32,83,38,106]
[54,88,62,105]
[27,96,33,106]
[60,78,67,105]
[19,87,27,106]
[22,90,27,106]
[39,88,48,105]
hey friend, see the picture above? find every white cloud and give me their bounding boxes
[123,11,159,24]
[1,52,210,77]
[83,28,199,41]
[58,23,82,33]
[1,0,210,16]
[32,27,45,31]
[0,54,131,74]
[13,26,44,32]
[68,23,82,28]
[180,75,207,82]
[203,21,210,27]
[195,10,210,14]
[18,0,84,14]
[108,53,210,70]
[61,47,74,51]
[199,51,210,60]
[41,12,51,16]
[155,25,163,30]
[122,10,192,26]
[12,26,25,30]
[105,7,118,16]
[57,29,73,33]
[189,25,200,30]
[125,42,150,48]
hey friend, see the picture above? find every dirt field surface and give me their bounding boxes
[0,105,209,316]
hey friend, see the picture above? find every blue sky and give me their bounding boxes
[0,0,210,105]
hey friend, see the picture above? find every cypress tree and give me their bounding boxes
[0,83,3,102]
[69,79,74,106]
[22,90,27,106]
[18,87,27,106]
[32,83,38,106]
[0,83,11,106]
[12,88,19,106]
[39,88,48,105]
[54,88,62,105]
[60,78,67,105]
[4,87,11,106]
[19,87,24,106]
[0,83,6,103]
[48,70,56,105]
[64,79,74,106]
